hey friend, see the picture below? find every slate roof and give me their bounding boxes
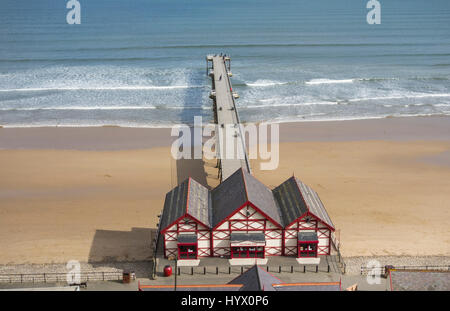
[139,284,242,291]
[273,176,334,229]
[160,178,211,231]
[160,170,333,232]
[186,178,211,227]
[228,265,282,291]
[211,168,283,228]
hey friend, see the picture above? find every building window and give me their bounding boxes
[298,242,318,258]
[178,244,197,259]
[231,246,264,258]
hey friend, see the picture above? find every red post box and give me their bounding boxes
[164,265,172,277]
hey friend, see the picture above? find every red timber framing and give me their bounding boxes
[284,212,334,256]
[211,201,283,257]
[161,213,210,259]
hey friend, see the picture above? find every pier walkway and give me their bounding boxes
[206,55,251,182]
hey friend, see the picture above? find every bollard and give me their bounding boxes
[229,267,231,274]
[328,265,330,273]
[177,267,180,275]
[241,266,243,274]
[303,266,306,273]
[267,266,269,272]
[204,267,206,275]
[279,266,281,273]
[191,267,194,275]
[316,265,318,273]
[216,267,219,275]
[291,266,294,273]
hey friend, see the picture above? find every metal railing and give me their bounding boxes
[168,264,337,276]
[0,271,123,284]
[330,230,346,274]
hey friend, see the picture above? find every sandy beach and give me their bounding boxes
[0,116,449,264]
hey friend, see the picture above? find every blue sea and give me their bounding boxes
[0,0,449,127]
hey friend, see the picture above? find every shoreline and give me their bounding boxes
[1,115,450,151]
[1,113,450,130]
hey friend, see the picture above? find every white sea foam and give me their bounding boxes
[0,106,159,111]
[267,112,450,124]
[0,85,202,92]
[348,93,450,102]
[434,104,450,107]
[245,80,287,87]
[242,101,343,109]
[305,79,354,85]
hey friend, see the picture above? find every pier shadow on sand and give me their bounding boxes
[175,68,210,187]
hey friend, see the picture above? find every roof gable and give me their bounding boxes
[294,178,334,229]
[160,178,189,231]
[272,177,307,225]
[228,265,282,291]
[273,176,334,229]
[211,169,283,228]
[161,178,211,231]
[211,169,248,227]
[242,169,283,227]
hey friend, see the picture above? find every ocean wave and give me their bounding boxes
[0,105,212,111]
[242,76,449,89]
[266,112,450,124]
[8,42,440,52]
[0,123,180,129]
[434,104,450,107]
[348,93,450,102]
[241,101,345,109]
[2,113,450,129]
[0,105,213,111]
[0,106,157,111]
[0,85,204,92]
[0,56,180,63]
[245,80,288,87]
[305,79,354,85]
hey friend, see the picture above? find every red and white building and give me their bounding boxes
[273,176,335,264]
[159,169,336,264]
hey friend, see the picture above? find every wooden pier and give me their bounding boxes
[206,54,251,182]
